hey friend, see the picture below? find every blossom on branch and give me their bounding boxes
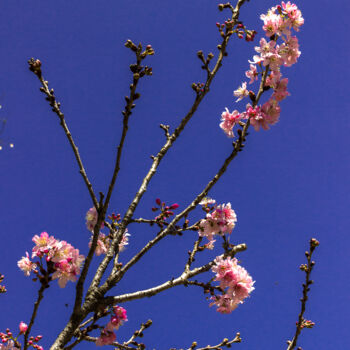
[96,306,127,346]
[198,202,237,247]
[233,82,249,102]
[210,256,255,313]
[17,252,37,276]
[106,306,128,331]
[220,108,242,138]
[86,207,104,232]
[18,232,84,288]
[219,1,303,138]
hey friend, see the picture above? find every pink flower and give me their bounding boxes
[220,108,241,138]
[255,38,276,58]
[210,256,255,313]
[32,232,57,259]
[89,233,110,256]
[245,104,273,131]
[86,207,104,232]
[210,293,239,314]
[233,82,249,102]
[95,329,116,346]
[260,10,283,37]
[281,2,304,31]
[261,98,281,126]
[198,203,237,247]
[255,38,283,71]
[278,36,300,66]
[106,306,128,331]
[17,252,37,276]
[51,242,85,288]
[19,322,28,334]
[265,70,282,89]
[245,64,258,84]
[272,78,290,101]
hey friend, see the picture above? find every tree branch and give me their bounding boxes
[23,284,46,350]
[103,42,154,217]
[286,238,319,350]
[103,243,246,305]
[28,58,99,209]
[85,0,249,302]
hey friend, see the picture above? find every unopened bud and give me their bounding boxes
[19,322,28,334]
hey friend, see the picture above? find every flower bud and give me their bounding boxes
[19,322,28,334]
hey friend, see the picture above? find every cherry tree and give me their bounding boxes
[1,2,318,350]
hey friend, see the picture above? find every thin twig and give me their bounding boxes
[82,335,135,350]
[131,218,157,225]
[28,58,99,209]
[23,284,46,350]
[185,237,202,273]
[124,319,152,346]
[287,238,319,350]
[103,42,152,217]
[175,332,241,350]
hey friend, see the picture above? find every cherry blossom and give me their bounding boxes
[245,64,258,84]
[17,252,37,276]
[219,2,303,138]
[210,256,255,313]
[199,202,237,247]
[86,207,104,232]
[220,108,242,138]
[19,232,85,288]
[233,82,249,102]
[106,306,128,331]
[19,322,28,334]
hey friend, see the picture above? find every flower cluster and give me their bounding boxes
[0,325,42,350]
[96,306,128,346]
[0,329,19,350]
[17,232,85,288]
[152,198,179,227]
[210,256,255,313]
[198,201,237,249]
[220,2,304,137]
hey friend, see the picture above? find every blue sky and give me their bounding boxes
[1,1,349,349]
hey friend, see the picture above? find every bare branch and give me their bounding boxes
[124,319,153,347]
[103,41,154,217]
[173,332,241,350]
[28,58,99,209]
[23,284,47,350]
[286,238,319,350]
